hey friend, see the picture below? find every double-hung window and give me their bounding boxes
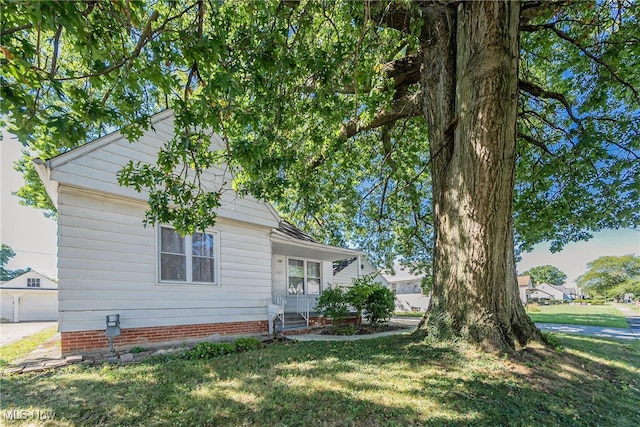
[27,278,40,287]
[287,258,322,295]
[159,226,218,284]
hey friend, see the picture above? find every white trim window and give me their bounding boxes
[287,258,322,295]
[27,278,41,287]
[159,226,219,284]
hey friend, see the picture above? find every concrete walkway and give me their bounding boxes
[0,321,57,346]
[612,303,640,338]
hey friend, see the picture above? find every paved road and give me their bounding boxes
[535,323,637,340]
[390,315,639,341]
[0,321,57,347]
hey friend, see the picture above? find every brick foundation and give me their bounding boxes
[61,320,268,356]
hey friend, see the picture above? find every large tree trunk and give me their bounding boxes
[417,1,543,351]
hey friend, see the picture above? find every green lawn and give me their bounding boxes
[0,326,58,367]
[1,334,639,426]
[526,304,630,328]
[393,312,424,317]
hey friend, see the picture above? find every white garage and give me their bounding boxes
[0,271,58,322]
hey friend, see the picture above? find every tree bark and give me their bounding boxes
[417,1,543,351]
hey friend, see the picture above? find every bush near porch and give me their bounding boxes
[315,275,395,329]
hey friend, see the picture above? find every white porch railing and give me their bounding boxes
[269,292,286,334]
[296,293,310,327]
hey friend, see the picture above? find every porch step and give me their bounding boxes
[275,313,310,332]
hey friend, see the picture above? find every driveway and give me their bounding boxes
[0,321,57,347]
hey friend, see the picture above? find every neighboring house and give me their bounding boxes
[529,283,573,301]
[0,271,58,322]
[517,275,534,305]
[332,257,389,288]
[563,287,578,299]
[382,262,430,312]
[34,110,364,356]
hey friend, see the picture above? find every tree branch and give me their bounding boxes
[380,53,422,97]
[518,79,582,126]
[1,24,32,37]
[340,92,422,139]
[303,53,421,97]
[49,25,63,79]
[517,131,556,156]
[520,23,640,103]
[374,3,414,34]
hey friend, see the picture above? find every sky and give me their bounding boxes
[1,127,638,283]
[517,229,639,287]
[1,128,58,278]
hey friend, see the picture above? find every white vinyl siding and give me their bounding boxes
[56,187,273,332]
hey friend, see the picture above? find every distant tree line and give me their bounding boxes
[577,255,640,300]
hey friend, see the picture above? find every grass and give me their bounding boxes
[0,326,58,367]
[1,334,639,426]
[393,312,424,317]
[526,304,630,328]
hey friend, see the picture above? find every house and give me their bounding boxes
[382,261,430,312]
[33,110,364,356]
[529,283,573,301]
[332,257,389,288]
[517,275,533,305]
[0,271,58,322]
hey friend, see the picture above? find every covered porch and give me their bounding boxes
[269,223,364,330]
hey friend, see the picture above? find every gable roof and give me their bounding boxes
[0,270,58,289]
[33,110,281,228]
[517,275,532,287]
[45,110,175,169]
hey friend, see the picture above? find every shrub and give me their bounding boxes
[185,341,235,360]
[315,286,350,325]
[527,304,541,313]
[364,286,395,326]
[234,337,262,352]
[317,275,395,328]
[346,279,374,325]
[347,274,395,327]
